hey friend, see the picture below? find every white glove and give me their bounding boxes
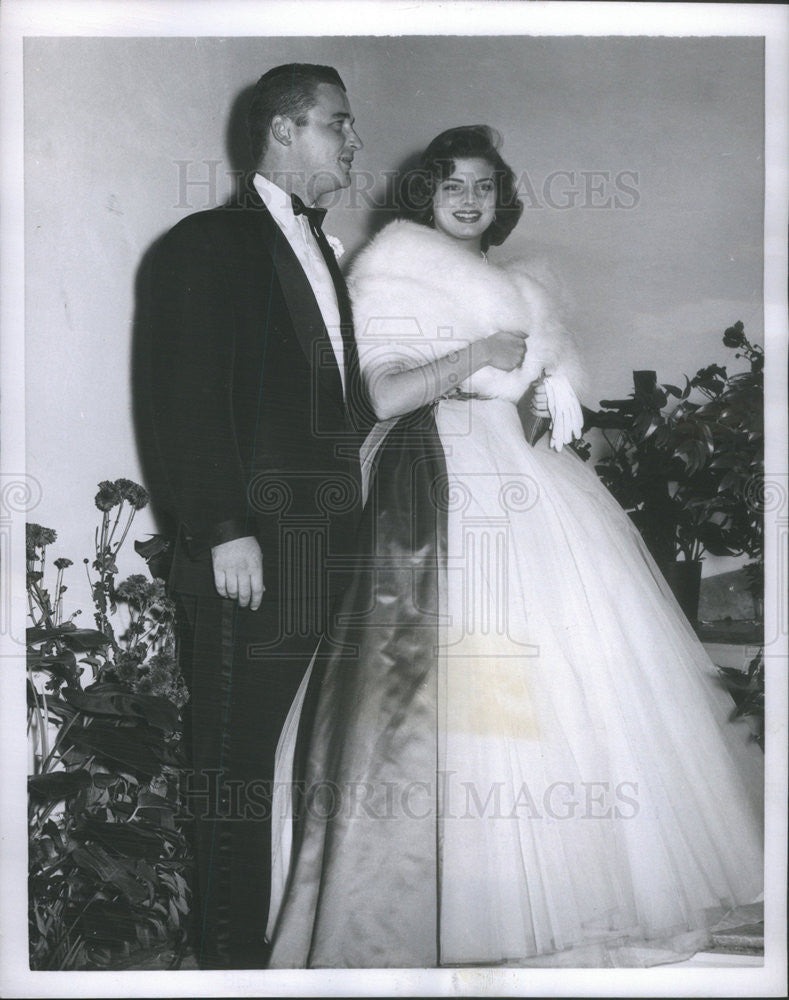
[542,372,583,452]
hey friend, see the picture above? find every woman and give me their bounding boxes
[267,126,763,968]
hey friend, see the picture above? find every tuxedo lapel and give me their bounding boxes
[240,179,344,406]
[307,218,370,431]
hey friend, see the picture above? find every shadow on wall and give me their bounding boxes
[131,235,175,545]
[130,84,257,541]
[226,83,257,198]
[336,149,425,275]
[130,82,428,539]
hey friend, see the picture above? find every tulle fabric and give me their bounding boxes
[268,396,763,968]
[434,397,762,966]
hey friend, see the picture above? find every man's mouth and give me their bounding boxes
[453,211,481,223]
[339,157,353,170]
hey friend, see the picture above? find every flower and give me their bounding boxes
[94,480,121,511]
[115,574,154,608]
[325,234,345,260]
[111,648,147,686]
[146,648,188,707]
[53,557,73,570]
[723,320,745,349]
[115,478,150,510]
[26,523,57,559]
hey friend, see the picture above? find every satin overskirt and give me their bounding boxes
[269,398,763,968]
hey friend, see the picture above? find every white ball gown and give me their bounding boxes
[266,221,764,968]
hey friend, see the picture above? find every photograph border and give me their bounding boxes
[2,2,786,997]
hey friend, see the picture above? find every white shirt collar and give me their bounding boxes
[253,173,300,232]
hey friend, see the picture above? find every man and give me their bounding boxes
[146,63,365,969]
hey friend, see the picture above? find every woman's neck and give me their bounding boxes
[432,227,483,257]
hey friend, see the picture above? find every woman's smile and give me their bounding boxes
[431,157,498,249]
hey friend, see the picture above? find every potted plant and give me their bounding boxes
[586,322,764,624]
[27,479,191,970]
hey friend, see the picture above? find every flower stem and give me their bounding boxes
[105,501,124,551]
[112,506,137,558]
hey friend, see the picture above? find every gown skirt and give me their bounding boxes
[266,397,764,968]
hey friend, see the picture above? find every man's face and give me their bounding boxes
[290,83,362,203]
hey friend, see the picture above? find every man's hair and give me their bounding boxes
[247,63,346,165]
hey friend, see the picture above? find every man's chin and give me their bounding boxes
[310,173,351,202]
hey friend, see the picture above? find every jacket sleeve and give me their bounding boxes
[147,215,255,552]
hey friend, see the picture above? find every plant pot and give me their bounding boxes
[660,560,702,623]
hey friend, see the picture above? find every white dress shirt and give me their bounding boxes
[253,173,345,394]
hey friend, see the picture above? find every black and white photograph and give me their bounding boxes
[1,1,787,996]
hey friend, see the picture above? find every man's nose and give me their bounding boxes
[346,127,363,151]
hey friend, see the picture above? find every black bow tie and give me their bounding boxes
[291,193,327,230]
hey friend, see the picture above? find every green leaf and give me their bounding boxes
[78,899,153,944]
[710,452,738,469]
[136,790,174,812]
[28,769,93,802]
[61,629,113,652]
[27,650,79,687]
[134,859,158,894]
[717,470,742,494]
[62,722,165,780]
[699,420,715,455]
[27,626,110,650]
[79,817,172,860]
[63,684,179,732]
[91,772,121,789]
[71,844,148,902]
[43,819,66,854]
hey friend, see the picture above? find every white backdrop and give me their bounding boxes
[23,33,765,612]
[4,4,788,999]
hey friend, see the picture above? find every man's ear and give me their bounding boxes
[270,115,293,147]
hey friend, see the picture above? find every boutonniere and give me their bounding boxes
[325,234,345,261]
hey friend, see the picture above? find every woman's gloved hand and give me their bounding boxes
[542,372,583,452]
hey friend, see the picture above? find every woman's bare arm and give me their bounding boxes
[366,329,529,420]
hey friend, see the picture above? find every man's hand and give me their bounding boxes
[211,535,264,610]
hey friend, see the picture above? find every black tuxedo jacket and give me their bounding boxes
[147,178,365,601]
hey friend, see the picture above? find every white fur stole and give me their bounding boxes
[349,219,585,403]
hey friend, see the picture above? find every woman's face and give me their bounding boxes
[431,157,497,249]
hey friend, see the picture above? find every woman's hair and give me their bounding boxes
[398,125,523,250]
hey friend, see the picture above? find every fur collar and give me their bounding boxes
[349,220,585,402]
